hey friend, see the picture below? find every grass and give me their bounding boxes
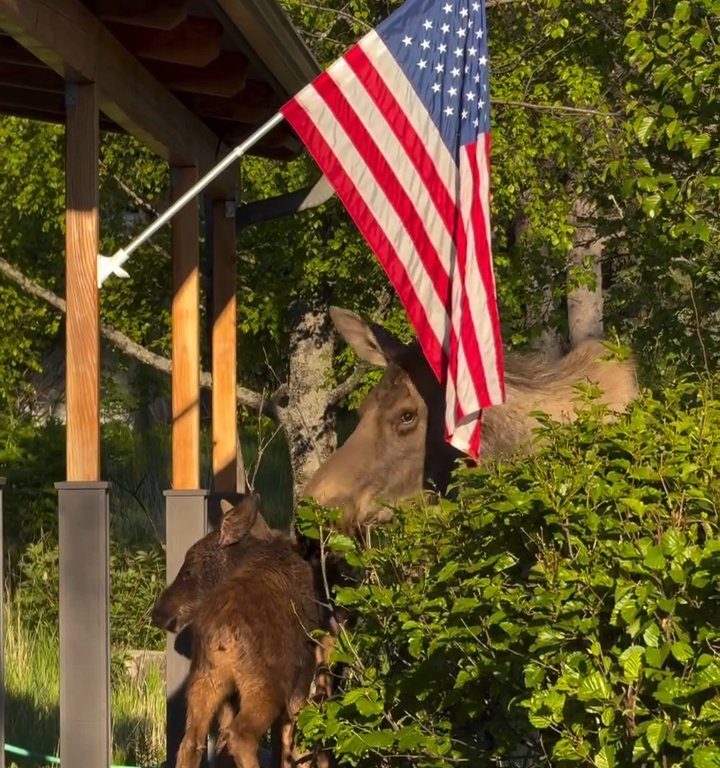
[4,596,166,768]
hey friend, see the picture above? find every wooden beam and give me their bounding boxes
[216,119,302,153]
[65,82,100,483]
[171,166,200,490]
[181,93,271,124]
[0,0,232,192]
[107,16,224,67]
[0,34,45,66]
[211,199,237,493]
[94,0,188,30]
[214,0,319,97]
[146,52,249,98]
[0,64,64,92]
[0,84,64,112]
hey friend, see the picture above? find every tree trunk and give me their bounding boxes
[567,197,604,348]
[279,302,338,504]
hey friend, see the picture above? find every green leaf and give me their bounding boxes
[579,671,612,701]
[670,642,694,663]
[528,713,553,729]
[674,1,691,21]
[693,747,720,768]
[646,721,668,753]
[643,545,666,570]
[688,133,711,158]
[595,745,616,768]
[636,116,655,144]
[619,645,644,682]
[361,730,395,748]
[644,622,661,648]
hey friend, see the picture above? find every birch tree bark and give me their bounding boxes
[567,198,604,348]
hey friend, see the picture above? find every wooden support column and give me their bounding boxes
[66,82,100,481]
[166,166,204,768]
[211,199,238,493]
[59,82,111,768]
[171,165,200,490]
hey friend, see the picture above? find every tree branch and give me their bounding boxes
[327,363,368,407]
[494,99,622,118]
[288,2,373,31]
[101,162,160,218]
[0,255,274,417]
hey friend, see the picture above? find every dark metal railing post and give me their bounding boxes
[164,489,208,768]
[56,481,111,768]
[0,476,6,768]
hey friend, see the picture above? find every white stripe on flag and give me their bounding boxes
[448,413,478,455]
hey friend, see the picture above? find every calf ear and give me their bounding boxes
[248,494,274,541]
[219,495,260,546]
[330,307,406,366]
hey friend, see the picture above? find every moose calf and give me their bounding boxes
[152,496,321,768]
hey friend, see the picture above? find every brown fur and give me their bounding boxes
[152,497,323,768]
[175,538,321,768]
[304,308,638,533]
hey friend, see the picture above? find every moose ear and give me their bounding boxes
[219,494,260,547]
[330,307,406,367]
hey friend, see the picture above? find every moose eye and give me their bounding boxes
[400,411,416,425]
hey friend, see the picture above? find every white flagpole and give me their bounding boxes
[97,112,285,287]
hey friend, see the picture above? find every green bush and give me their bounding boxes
[297,378,720,767]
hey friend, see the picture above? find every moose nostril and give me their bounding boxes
[151,603,169,629]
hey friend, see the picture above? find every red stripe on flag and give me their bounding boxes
[468,416,482,461]
[281,96,446,376]
[466,138,504,396]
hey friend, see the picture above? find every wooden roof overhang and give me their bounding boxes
[0,0,320,180]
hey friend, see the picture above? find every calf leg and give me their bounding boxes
[176,672,229,768]
[270,717,296,768]
[223,689,278,768]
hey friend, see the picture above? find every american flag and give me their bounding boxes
[281,0,505,459]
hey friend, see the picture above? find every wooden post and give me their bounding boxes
[59,81,111,768]
[171,166,200,490]
[166,166,204,768]
[211,199,238,493]
[66,81,100,482]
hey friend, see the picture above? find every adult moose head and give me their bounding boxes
[304,307,638,533]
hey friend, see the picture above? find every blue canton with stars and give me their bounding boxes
[376,0,490,156]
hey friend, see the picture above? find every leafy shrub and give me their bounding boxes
[296,378,720,767]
